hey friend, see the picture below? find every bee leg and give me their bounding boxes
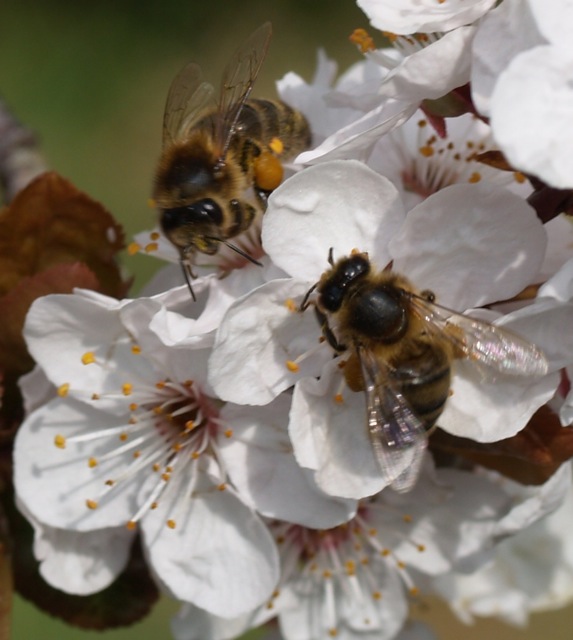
[315,307,347,353]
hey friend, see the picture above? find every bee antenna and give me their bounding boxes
[327,247,335,266]
[205,237,263,268]
[179,259,197,301]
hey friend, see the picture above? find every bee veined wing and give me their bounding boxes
[162,63,216,147]
[359,347,428,494]
[409,295,548,378]
[215,22,272,158]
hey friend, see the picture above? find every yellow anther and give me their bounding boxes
[57,383,70,397]
[417,544,426,552]
[86,499,98,510]
[133,450,141,458]
[514,171,526,183]
[468,171,482,183]
[191,451,200,459]
[54,434,66,449]
[129,402,138,411]
[150,231,160,240]
[334,393,344,404]
[91,393,100,400]
[224,428,233,438]
[119,432,128,442]
[126,520,137,530]
[166,519,176,529]
[410,586,420,596]
[127,242,141,256]
[285,298,298,312]
[131,345,142,355]
[286,360,300,373]
[217,483,227,491]
[372,591,382,600]
[349,27,375,53]
[345,560,356,575]
[88,457,98,468]
[419,145,434,157]
[81,351,96,365]
[145,242,159,253]
[156,380,166,389]
[403,514,412,523]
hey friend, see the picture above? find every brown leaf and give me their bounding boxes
[0,171,127,298]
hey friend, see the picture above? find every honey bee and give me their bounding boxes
[301,250,549,493]
[153,22,311,294]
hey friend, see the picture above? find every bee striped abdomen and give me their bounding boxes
[237,99,311,156]
[393,344,451,431]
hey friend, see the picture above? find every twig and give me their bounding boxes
[0,98,47,204]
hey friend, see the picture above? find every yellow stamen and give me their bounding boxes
[88,457,98,468]
[54,434,66,449]
[86,499,98,510]
[286,360,300,373]
[131,345,142,355]
[127,242,141,256]
[81,351,96,365]
[349,27,375,53]
[166,519,176,529]
[57,383,70,397]
[145,242,159,253]
[122,383,133,396]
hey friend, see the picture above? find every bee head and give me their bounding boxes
[319,253,370,312]
[160,199,224,254]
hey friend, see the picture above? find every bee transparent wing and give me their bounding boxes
[162,62,216,147]
[409,295,548,378]
[214,22,272,159]
[359,346,427,493]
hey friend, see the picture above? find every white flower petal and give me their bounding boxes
[263,160,406,280]
[357,0,496,34]
[219,398,357,528]
[378,27,475,102]
[290,363,390,499]
[490,45,573,189]
[210,279,329,405]
[22,501,134,596]
[471,0,543,116]
[295,99,417,165]
[14,398,140,530]
[142,471,278,618]
[390,183,546,310]
[527,0,573,45]
[439,360,558,442]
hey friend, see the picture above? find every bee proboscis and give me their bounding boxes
[153,22,311,297]
[302,250,548,493]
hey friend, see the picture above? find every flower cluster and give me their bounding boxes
[10,1,573,639]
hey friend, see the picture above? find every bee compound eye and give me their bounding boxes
[188,198,224,225]
[161,199,223,232]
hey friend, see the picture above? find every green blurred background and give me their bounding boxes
[2,1,573,638]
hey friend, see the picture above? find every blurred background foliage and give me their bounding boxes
[2,1,573,638]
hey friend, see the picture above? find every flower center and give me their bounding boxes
[267,505,426,636]
[54,345,226,531]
